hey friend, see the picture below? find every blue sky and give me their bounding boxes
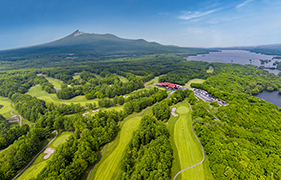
[1,0,281,50]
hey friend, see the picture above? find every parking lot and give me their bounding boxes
[192,88,228,106]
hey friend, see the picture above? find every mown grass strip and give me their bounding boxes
[90,108,152,180]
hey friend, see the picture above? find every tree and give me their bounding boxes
[152,102,171,121]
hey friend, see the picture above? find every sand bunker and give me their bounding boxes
[43,148,55,159]
[82,112,89,117]
[171,107,178,117]
[92,109,99,113]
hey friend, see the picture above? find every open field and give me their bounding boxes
[0,96,13,118]
[185,79,205,88]
[16,131,73,180]
[206,66,214,73]
[170,101,214,180]
[90,108,152,180]
[45,77,63,89]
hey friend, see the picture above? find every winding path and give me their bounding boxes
[8,103,22,125]
[12,130,58,180]
[173,100,206,180]
[87,145,107,180]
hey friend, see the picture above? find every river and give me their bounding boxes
[186,50,281,75]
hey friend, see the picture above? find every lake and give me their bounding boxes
[186,50,281,75]
[254,91,281,107]
[187,50,281,106]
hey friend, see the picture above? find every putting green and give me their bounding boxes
[173,101,214,180]
[177,106,189,114]
[52,133,72,148]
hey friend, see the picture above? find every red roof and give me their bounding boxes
[157,82,180,89]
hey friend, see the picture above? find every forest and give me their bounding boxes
[190,64,281,179]
[118,116,173,180]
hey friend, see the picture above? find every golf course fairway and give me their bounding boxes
[16,132,73,180]
[90,108,151,180]
[173,101,213,180]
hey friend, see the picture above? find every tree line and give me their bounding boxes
[118,116,173,180]
[0,127,50,180]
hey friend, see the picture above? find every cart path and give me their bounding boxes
[87,145,107,180]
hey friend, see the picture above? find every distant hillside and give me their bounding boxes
[213,44,281,56]
[0,30,209,70]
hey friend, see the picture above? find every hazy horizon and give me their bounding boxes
[1,0,281,50]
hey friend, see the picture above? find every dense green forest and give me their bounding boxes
[190,64,281,179]
[118,116,173,180]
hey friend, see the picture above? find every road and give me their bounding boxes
[173,100,206,180]
[12,130,58,180]
[87,145,107,180]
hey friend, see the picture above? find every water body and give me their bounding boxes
[187,50,281,106]
[186,50,281,75]
[254,91,281,107]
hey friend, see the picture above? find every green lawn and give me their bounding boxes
[22,117,33,126]
[0,96,13,118]
[90,108,152,180]
[38,94,100,106]
[206,66,214,73]
[117,75,128,83]
[145,75,164,87]
[185,79,206,88]
[170,101,214,180]
[16,131,73,180]
[45,77,63,89]
[93,74,103,79]
[73,75,80,80]
[27,84,50,97]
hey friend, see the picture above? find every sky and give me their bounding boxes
[1,0,281,50]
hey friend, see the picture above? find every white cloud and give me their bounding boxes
[236,0,254,9]
[178,9,220,21]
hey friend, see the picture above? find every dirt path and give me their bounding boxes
[12,130,58,180]
[173,99,206,180]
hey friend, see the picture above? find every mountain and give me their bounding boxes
[0,30,208,62]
